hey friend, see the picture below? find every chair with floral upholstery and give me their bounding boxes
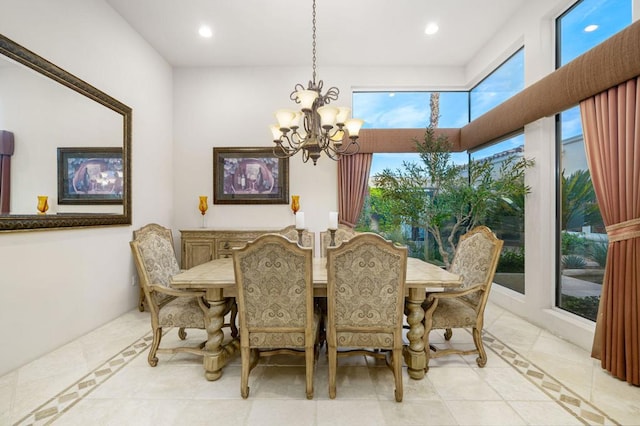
[319,224,357,257]
[233,233,320,399]
[130,223,236,367]
[422,225,503,371]
[326,232,408,402]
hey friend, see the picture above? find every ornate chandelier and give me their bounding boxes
[270,0,364,166]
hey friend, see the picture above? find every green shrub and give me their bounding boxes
[562,254,587,269]
[497,247,525,273]
[588,241,608,267]
[561,232,589,255]
[560,295,599,321]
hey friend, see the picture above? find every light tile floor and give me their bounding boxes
[2,302,639,425]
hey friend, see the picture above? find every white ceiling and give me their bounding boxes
[105,0,527,68]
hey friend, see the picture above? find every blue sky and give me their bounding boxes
[353,0,631,178]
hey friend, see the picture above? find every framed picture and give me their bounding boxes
[57,147,124,205]
[213,147,289,204]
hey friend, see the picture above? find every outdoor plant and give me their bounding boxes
[561,232,589,255]
[562,254,587,269]
[561,169,603,232]
[588,241,609,267]
[373,117,534,268]
[497,247,525,273]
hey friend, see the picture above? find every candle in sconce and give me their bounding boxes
[329,211,338,230]
[295,211,305,229]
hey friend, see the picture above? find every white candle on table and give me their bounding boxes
[295,212,305,229]
[329,211,338,230]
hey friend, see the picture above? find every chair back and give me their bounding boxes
[449,226,503,310]
[326,232,407,349]
[233,233,314,348]
[130,224,180,310]
[320,224,357,257]
[277,225,315,255]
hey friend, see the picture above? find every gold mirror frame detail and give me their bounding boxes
[0,34,132,232]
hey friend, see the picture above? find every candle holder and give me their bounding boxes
[37,195,49,214]
[297,228,304,245]
[329,228,337,247]
[291,195,300,214]
[198,196,208,228]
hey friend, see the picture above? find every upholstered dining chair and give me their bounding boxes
[326,232,408,402]
[130,223,236,367]
[277,225,315,255]
[320,224,357,257]
[233,234,320,399]
[422,225,503,371]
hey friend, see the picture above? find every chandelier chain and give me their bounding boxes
[312,0,317,84]
[271,0,362,165]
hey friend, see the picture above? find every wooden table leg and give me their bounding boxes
[404,287,426,380]
[203,289,240,381]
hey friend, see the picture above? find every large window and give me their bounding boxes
[353,91,469,177]
[556,0,631,320]
[470,134,526,294]
[470,48,524,120]
[353,83,529,268]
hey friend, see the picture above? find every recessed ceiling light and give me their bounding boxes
[198,25,213,38]
[424,22,439,35]
[584,24,599,32]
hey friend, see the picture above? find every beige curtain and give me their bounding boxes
[337,153,372,227]
[580,77,640,386]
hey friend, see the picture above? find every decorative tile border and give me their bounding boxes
[12,328,621,425]
[483,331,620,426]
[13,333,153,426]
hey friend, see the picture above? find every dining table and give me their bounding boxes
[170,256,462,381]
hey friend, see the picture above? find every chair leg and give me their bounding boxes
[328,343,337,399]
[423,328,432,374]
[230,300,239,338]
[444,328,452,340]
[473,327,487,367]
[148,328,162,367]
[241,346,250,399]
[305,346,314,399]
[393,347,403,402]
[138,289,146,312]
[178,327,187,340]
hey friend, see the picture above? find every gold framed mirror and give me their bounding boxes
[0,34,131,232]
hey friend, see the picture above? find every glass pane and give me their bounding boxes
[555,0,631,320]
[558,0,631,66]
[470,48,524,120]
[471,134,526,294]
[353,91,469,259]
[353,91,469,128]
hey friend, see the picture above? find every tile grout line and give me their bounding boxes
[12,333,154,426]
[482,330,620,426]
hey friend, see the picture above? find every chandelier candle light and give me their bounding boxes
[270,0,364,165]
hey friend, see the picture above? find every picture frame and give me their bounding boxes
[57,147,124,205]
[213,147,289,204]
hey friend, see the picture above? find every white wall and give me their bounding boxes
[0,0,174,376]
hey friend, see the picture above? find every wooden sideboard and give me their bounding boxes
[180,227,315,269]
